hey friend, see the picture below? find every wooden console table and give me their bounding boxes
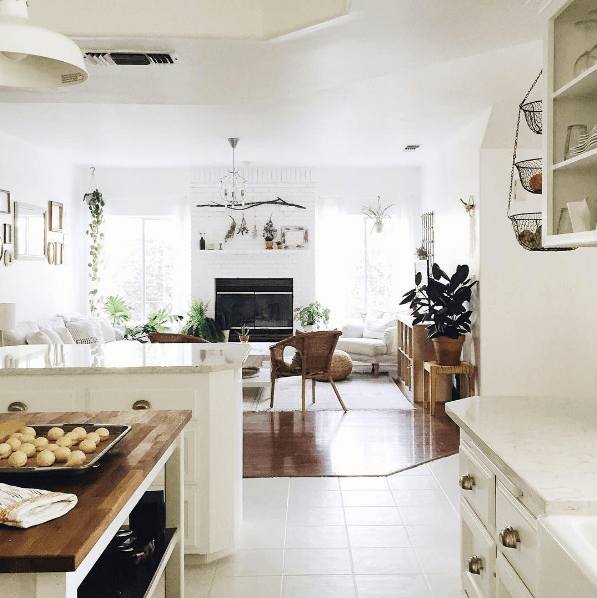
[423,361,475,415]
[0,409,190,598]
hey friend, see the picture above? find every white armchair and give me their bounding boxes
[336,310,400,375]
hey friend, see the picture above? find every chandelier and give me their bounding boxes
[220,138,247,206]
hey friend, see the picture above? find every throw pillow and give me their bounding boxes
[65,321,99,345]
[72,317,105,344]
[25,331,52,345]
[363,318,397,340]
[114,325,126,341]
[54,326,75,344]
[39,327,64,345]
[98,317,116,343]
[341,322,365,339]
[1,321,39,346]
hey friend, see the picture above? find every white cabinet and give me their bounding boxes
[543,0,597,247]
[459,435,538,598]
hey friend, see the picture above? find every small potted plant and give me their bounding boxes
[238,324,250,343]
[275,240,283,250]
[263,215,277,249]
[400,263,477,365]
[362,196,394,233]
[293,301,330,332]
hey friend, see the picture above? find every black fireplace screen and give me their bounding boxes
[215,278,293,342]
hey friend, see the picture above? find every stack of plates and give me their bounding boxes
[568,124,597,158]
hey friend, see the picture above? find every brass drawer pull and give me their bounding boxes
[132,399,152,410]
[7,401,27,412]
[467,555,483,575]
[459,473,475,490]
[499,526,521,549]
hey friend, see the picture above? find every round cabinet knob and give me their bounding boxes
[459,473,475,490]
[499,526,521,549]
[467,555,483,575]
[7,401,27,412]
[132,399,152,410]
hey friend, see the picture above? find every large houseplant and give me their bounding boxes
[293,301,330,331]
[400,263,477,365]
[125,309,183,342]
[182,300,223,342]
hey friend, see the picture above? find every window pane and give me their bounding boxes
[144,219,176,316]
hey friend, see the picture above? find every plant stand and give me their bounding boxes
[423,360,475,416]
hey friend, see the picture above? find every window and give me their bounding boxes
[102,216,176,323]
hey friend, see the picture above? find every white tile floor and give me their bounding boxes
[183,454,461,598]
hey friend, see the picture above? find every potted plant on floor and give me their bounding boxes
[182,300,223,342]
[293,301,330,332]
[400,263,477,365]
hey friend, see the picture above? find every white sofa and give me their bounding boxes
[336,310,400,374]
[0,312,127,347]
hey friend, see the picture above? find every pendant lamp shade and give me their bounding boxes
[0,0,88,88]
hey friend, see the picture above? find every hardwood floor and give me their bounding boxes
[243,402,460,477]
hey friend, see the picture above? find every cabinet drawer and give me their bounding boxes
[496,483,537,596]
[461,499,496,598]
[0,390,77,413]
[460,442,496,531]
[88,388,198,418]
[496,553,534,598]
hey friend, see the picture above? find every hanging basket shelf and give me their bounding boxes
[521,100,542,135]
[514,159,543,194]
[508,213,574,252]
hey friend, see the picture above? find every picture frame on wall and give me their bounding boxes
[56,243,63,265]
[3,223,11,244]
[0,190,10,214]
[281,226,308,249]
[4,250,13,266]
[48,201,64,232]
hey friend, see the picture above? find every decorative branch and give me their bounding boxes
[196,197,306,210]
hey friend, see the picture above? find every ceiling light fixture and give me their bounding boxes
[220,138,247,206]
[0,0,88,88]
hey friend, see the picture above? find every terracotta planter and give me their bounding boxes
[239,335,249,343]
[432,336,465,366]
[265,241,273,249]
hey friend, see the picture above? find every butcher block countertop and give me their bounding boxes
[0,409,191,573]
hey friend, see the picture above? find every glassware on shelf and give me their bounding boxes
[565,124,588,160]
[573,19,597,78]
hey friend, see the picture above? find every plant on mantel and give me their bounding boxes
[83,189,105,316]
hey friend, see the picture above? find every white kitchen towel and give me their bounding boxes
[0,483,77,528]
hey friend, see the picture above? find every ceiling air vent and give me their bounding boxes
[403,145,420,152]
[84,52,179,66]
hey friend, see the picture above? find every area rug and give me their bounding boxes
[243,372,414,412]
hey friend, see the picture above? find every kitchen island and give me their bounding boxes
[0,342,249,561]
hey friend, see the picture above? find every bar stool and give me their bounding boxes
[423,361,475,415]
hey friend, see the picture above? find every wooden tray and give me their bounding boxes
[0,423,130,475]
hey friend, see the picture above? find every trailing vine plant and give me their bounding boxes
[84,188,105,315]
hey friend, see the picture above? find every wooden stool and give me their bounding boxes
[423,361,475,415]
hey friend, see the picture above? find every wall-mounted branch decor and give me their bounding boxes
[196,196,306,211]
[83,183,105,315]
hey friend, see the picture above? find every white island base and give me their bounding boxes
[0,342,249,561]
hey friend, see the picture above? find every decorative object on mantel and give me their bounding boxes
[293,302,330,332]
[196,196,307,211]
[401,263,477,366]
[263,215,277,249]
[281,226,308,249]
[237,214,249,235]
[507,70,576,252]
[220,138,247,207]
[199,233,206,250]
[83,168,106,313]
[362,196,394,233]
[0,0,87,89]
[460,196,475,215]
[224,215,236,242]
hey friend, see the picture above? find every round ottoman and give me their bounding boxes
[329,350,353,381]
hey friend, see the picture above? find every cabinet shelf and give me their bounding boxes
[552,62,597,100]
[544,229,597,247]
[552,146,597,171]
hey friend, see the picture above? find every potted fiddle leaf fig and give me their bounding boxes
[400,263,477,365]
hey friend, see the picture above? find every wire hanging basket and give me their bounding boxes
[521,100,542,134]
[507,70,576,252]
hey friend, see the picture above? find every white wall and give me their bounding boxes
[0,131,83,322]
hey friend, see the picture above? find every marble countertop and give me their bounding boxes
[0,342,250,375]
[447,396,597,515]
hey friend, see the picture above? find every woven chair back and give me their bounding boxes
[295,330,341,376]
[147,332,208,344]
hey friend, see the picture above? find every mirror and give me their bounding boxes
[15,202,46,260]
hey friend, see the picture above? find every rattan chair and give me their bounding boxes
[269,330,347,418]
[147,332,208,343]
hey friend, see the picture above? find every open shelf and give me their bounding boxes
[546,229,597,247]
[552,145,597,171]
[78,528,179,598]
[553,62,597,99]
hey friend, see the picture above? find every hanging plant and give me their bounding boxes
[362,196,394,232]
[83,189,105,315]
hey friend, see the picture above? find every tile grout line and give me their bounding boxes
[280,477,290,598]
[340,479,359,598]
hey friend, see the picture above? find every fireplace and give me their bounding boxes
[215,278,293,342]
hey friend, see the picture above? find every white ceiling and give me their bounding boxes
[0,0,544,167]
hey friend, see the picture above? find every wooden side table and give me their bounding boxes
[423,361,475,415]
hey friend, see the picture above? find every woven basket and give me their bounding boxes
[514,159,542,194]
[508,213,576,252]
[521,100,542,135]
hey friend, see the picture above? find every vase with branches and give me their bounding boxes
[84,189,105,315]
